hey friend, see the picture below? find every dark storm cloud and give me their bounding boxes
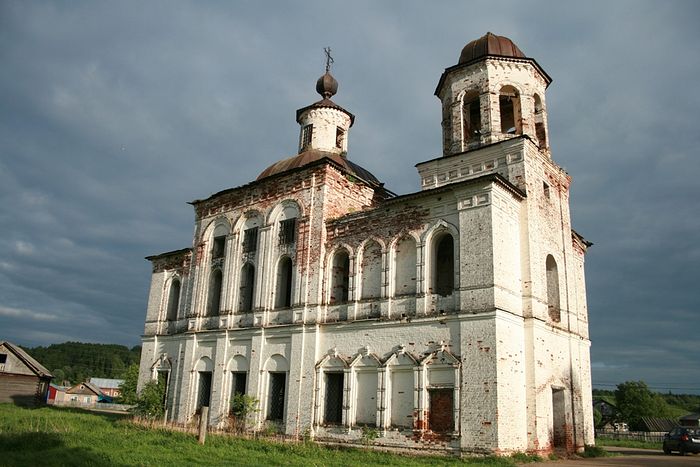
[1,0,698,393]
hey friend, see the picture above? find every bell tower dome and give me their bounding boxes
[435,32,552,157]
[295,49,354,155]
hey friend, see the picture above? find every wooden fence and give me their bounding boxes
[596,429,665,443]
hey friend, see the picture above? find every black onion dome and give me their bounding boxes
[316,72,338,99]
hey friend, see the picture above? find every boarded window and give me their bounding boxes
[428,389,453,432]
[355,371,378,425]
[267,372,286,421]
[279,218,296,245]
[394,236,417,296]
[390,370,413,428]
[196,371,212,412]
[275,257,293,308]
[324,373,344,424]
[434,234,454,296]
[207,270,223,316]
[360,241,382,300]
[330,250,350,303]
[166,279,180,321]
[546,255,561,322]
[239,263,255,312]
[242,227,258,253]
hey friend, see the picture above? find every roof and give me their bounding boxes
[256,148,382,186]
[680,413,700,421]
[88,377,125,389]
[459,32,525,64]
[67,381,105,397]
[640,417,679,432]
[0,340,53,378]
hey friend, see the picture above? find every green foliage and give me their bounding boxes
[593,407,603,429]
[594,437,660,450]
[0,403,521,466]
[509,452,542,463]
[360,425,379,446]
[614,381,672,430]
[581,445,610,458]
[22,342,141,385]
[133,381,166,419]
[230,393,259,418]
[117,364,139,405]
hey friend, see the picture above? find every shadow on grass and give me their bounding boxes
[0,432,118,466]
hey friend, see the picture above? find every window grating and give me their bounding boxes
[242,227,258,253]
[197,371,212,411]
[267,373,286,421]
[301,125,313,149]
[324,373,344,424]
[211,236,226,259]
[279,218,296,245]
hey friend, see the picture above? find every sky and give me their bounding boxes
[1,1,698,394]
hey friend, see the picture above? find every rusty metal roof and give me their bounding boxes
[257,148,380,185]
[459,32,525,64]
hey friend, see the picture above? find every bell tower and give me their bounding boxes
[435,32,552,157]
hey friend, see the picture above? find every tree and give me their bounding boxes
[118,364,139,405]
[615,380,672,431]
[133,380,166,419]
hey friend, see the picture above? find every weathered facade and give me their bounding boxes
[0,341,52,406]
[138,33,594,455]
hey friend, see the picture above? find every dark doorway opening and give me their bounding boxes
[324,373,344,424]
[196,371,212,413]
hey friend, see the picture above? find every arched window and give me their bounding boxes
[166,279,181,321]
[275,257,293,308]
[207,270,222,316]
[239,263,255,312]
[394,236,417,296]
[499,85,521,135]
[330,250,350,304]
[360,241,382,300]
[433,233,454,296]
[534,94,547,147]
[461,91,481,142]
[546,255,561,322]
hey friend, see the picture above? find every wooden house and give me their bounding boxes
[0,341,53,406]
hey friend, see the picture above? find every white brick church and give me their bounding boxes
[138,33,594,455]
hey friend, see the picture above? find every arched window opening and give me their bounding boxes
[166,279,181,321]
[546,255,561,322]
[330,250,350,304]
[534,94,547,147]
[275,257,293,308]
[207,269,223,316]
[360,241,382,300]
[434,234,454,296]
[462,92,481,142]
[499,85,521,135]
[239,263,255,312]
[394,236,417,296]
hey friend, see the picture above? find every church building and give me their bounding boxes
[138,33,594,455]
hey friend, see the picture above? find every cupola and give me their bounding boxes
[435,32,552,156]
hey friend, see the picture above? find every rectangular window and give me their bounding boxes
[231,372,247,397]
[0,354,6,364]
[242,227,258,253]
[197,371,212,412]
[301,125,313,149]
[279,218,296,245]
[324,373,344,424]
[267,372,286,421]
[211,236,226,259]
[335,127,345,149]
[543,182,550,199]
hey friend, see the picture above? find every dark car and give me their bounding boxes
[663,427,700,455]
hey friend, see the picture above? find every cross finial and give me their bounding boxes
[324,46,334,73]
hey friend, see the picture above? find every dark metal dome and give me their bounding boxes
[459,32,525,64]
[316,72,338,99]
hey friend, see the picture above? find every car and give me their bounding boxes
[663,427,700,455]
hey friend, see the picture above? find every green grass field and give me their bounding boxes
[0,404,530,466]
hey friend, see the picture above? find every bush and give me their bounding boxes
[132,380,165,419]
[581,445,609,458]
[229,394,259,432]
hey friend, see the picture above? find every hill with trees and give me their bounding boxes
[22,342,141,385]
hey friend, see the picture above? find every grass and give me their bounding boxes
[0,404,528,466]
[580,445,610,458]
[594,437,660,450]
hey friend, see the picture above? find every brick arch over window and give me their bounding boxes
[546,255,561,322]
[360,240,382,300]
[239,262,255,312]
[329,248,351,304]
[433,233,454,296]
[393,235,417,296]
[207,269,223,316]
[498,84,522,135]
[275,256,293,308]
[166,277,181,321]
